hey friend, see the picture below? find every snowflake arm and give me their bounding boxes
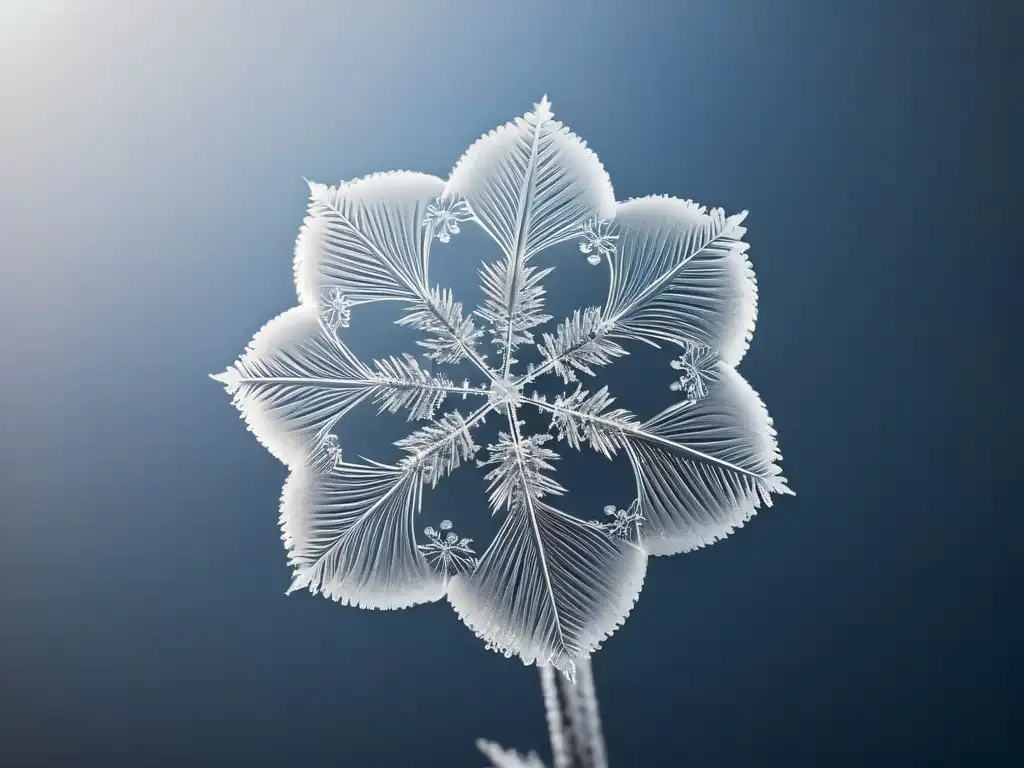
[395,284,486,365]
[529,307,628,385]
[370,353,487,421]
[294,172,495,379]
[283,404,492,607]
[210,306,482,473]
[531,384,768,478]
[395,405,490,488]
[445,96,615,378]
[481,410,566,512]
[603,198,757,366]
[527,365,791,555]
[447,406,647,681]
[475,258,554,364]
[534,386,637,460]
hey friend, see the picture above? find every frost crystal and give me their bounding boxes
[488,376,524,409]
[213,95,790,682]
[423,196,473,243]
[668,341,717,404]
[577,218,617,265]
[595,503,644,543]
[320,433,344,469]
[478,739,547,768]
[317,286,352,331]
[420,520,478,578]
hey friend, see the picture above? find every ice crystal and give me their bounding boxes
[419,520,478,578]
[424,196,473,243]
[669,342,716,404]
[488,376,524,409]
[595,503,644,544]
[212,95,791,683]
[318,286,352,330]
[577,218,618,266]
[320,433,344,470]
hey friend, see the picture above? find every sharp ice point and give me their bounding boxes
[210,368,241,394]
[303,176,330,201]
[535,94,553,120]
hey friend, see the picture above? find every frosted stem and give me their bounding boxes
[572,657,609,768]
[538,657,608,768]
[540,665,571,768]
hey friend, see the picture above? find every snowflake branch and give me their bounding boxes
[526,394,764,480]
[477,259,553,366]
[409,289,496,382]
[497,103,551,380]
[396,404,493,486]
[504,404,573,665]
[371,354,489,421]
[482,411,566,512]
[314,193,498,383]
[519,307,626,387]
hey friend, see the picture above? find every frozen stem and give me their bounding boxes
[540,657,608,768]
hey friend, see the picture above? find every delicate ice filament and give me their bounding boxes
[424,196,473,243]
[594,503,643,543]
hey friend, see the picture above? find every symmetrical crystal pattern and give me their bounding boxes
[212,96,790,682]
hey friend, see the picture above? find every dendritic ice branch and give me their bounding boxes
[212,95,791,687]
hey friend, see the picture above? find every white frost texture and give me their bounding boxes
[212,97,791,682]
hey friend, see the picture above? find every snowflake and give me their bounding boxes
[419,520,478,579]
[318,286,352,330]
[211,95,791,682]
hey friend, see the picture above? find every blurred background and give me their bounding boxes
[0,1,1017,766]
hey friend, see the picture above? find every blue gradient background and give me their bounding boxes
[0,1,1017,766]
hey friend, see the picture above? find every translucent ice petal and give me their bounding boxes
[627,364,791,555]
[445,96,615,261]
[294,171,445,306]
[282,464,445,609]
[213,306,372,473]
[605,197,757,366]
[448,496,647,679]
